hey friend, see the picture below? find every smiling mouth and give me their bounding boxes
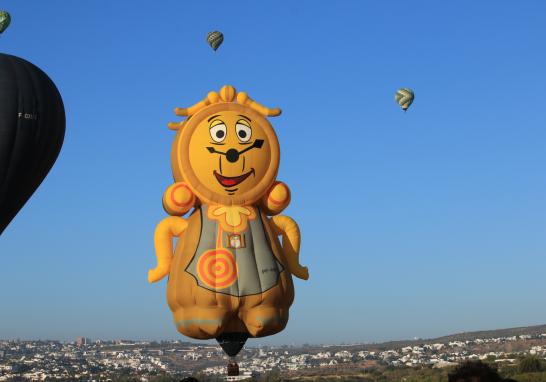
[213,169,255,188]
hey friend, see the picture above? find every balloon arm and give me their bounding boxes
[162,182,196,216]
[148,216,188,283]
[260,181,290,215]
[269,216,308,280]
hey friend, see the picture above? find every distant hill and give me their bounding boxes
[300,323,546,353]
[426,324,546,344]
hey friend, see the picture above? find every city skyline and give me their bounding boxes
[2,327,546,381]
[1,1,546,345]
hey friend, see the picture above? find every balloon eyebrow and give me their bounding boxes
[208,115,221,122]
[238,115,251,122]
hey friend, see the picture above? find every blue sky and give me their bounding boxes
[1,0,546,346]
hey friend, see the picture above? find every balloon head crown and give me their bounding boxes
[168,85,281,130]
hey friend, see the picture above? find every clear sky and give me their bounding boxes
[1,0,546,346]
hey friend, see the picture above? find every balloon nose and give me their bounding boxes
[226,149,239,163]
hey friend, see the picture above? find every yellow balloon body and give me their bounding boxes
[149,86,308,340]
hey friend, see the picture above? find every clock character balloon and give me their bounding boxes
[149,85,308,360]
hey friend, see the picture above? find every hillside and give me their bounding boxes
[297,323,546,353]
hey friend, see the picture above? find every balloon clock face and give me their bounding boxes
[0,54,65,234]
[173,103,280,206]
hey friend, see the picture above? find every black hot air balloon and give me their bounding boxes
[0,54,65,235]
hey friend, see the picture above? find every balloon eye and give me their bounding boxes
[236,123,252,143]
[210,123,227,143]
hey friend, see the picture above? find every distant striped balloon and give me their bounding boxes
[207,31,224,51]
[0,11,10,34]
[395,88,414,111]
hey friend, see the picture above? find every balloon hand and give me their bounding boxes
[238,139,264,155]
[207,147,226,155]
[292,265,309,281]
[206,139,264,157]
[148,265,171,283]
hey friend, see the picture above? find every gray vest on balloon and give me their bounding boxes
[185,205,284,297]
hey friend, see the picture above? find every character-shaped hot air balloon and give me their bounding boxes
[0,11,10,35]
[0,54,65,235]
[149,85,308,371]
[206,31,224,51]
[395,88,414,111]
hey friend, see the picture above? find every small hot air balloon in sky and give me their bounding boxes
[0,11,11,34]
[395,88,415,111]
[207,31,224,51]
[0,54,65,235]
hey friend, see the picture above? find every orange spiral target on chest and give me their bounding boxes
[196,249,238,289]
